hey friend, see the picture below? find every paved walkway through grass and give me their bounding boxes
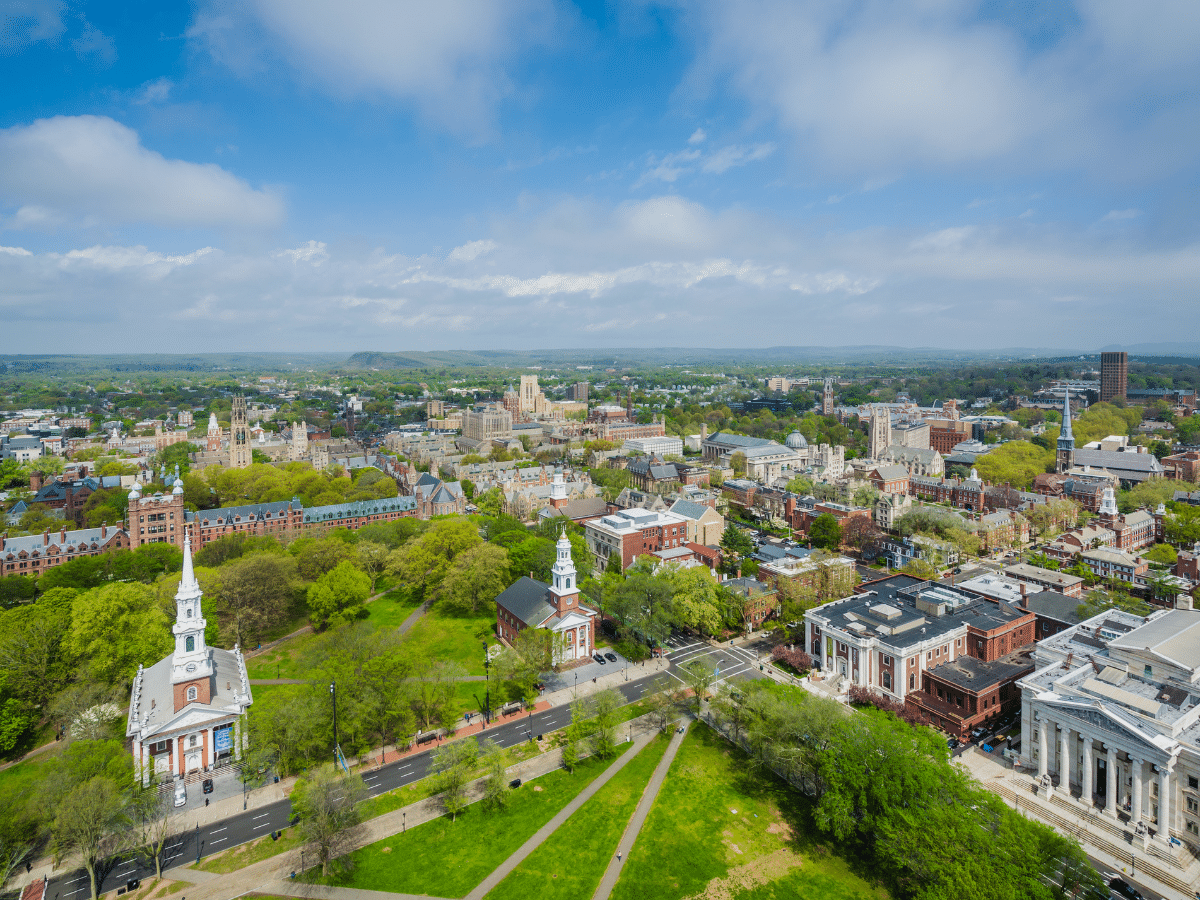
[398,598,432,635]
[462,729,658,900]
[591,719,690,900]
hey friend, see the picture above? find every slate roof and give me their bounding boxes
[2,524,124,558]
[495,576,555,626]
[704,432,775,449]
[539,497,609,520]
[1073,449,1164,477]
[188,499,300,526]
[302,496,416,523]
[870,464,909,481]
[669,499,711,520]
[1021,590,1084,626]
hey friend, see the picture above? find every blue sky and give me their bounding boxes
[1,0,1198,353]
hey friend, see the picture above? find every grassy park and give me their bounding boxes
[485,734,669,900]
[611,725,886,900]
[322,745,630,898]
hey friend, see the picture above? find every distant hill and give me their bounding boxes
[343,345,1108,370]
[0,353,348,376]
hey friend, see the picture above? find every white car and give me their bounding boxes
[173,781,187,808]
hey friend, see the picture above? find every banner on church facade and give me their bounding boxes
[215,725,233,752]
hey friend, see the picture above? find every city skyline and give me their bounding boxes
[1,2,1198,352]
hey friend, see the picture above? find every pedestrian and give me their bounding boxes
[593,677,597,684]
[205,798,209,807]
[617,851,622,861]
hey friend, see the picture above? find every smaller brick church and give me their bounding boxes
[495,531,597,663]
[126,535,253,785]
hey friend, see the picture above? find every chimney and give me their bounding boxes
[101,523,107,538]
[29,471,43,492]
[43,530,49,546]
[59,528,66,544]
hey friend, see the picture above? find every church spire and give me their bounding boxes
[1056,390,1075,474]
[171,533,213,694]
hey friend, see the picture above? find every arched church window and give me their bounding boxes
[186,636,195,652]
[187,686,197,702]
[186,608,192,617]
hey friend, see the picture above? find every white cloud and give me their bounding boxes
[190,0,558,138]
[70,20,115,64]
[447,239,497,262]
[0,116,284,230]
[272,241,329,264]
[1,194,1197,351]
[687,1,1200,178]
[1102,209,1141,222]
[132,77,173,105]
[688,128,707,145]
[0,0,65,53]
[636,141,775,187]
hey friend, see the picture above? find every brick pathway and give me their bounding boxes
[592,720,690,900]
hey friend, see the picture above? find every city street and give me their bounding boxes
[43,665,690,899]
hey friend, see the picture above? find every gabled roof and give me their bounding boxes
[495,576,555,626]
[669,499,711,520]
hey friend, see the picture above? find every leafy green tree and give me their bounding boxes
[293,764,367,877]
[1165,503,1200,546]
[52,777,129,900]
[972,441,1055,490]
[67,583,172,685]
[808,513,842,550]
[494,628,554,703]
[479,739,511,810]
[307,561,371,629]
[475,487,505,517]
[218,553,298,646]
[720,524,754,558]
[0,576,36,611]
[609,571,673,647]
[901,558,939,579]
[663,566,723,635]
[1143,543,1177,566]
[1076,588,1153,620]
[437,543,510,615]
[386,517,482,597]
[355,540,390,592]
[506,536,556,583]
[293,535,356,581]
[248,686,329,776]
[432,738,478,821]
[591,688,622,758]
[680,659,715,712]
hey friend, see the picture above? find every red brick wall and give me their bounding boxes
[173,677,211,712]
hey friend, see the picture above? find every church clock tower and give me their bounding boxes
[171,535,213,711]
[548,531,580,615]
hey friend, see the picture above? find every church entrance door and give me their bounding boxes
[186,748,202,772]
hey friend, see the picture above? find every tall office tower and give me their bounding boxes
[1100,351,1128,403]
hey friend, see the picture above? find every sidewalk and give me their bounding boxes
[593,719,690,900]
[144,741,582,900]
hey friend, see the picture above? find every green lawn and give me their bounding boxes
[323,746,627,898]
[405,606,496,675]
[0,743,60,794]
[611,725,886,900]
[485,735,669,900]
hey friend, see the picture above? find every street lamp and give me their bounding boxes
[528,706,534,743]
[242,767,248,810]
[330,680,339,767]
[195,824,200,864]
[482,642,491,725]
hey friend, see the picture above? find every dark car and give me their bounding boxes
[946,738,959,750]
[604,651,617,662]
[593,653,606,665]
[1108,877,1143,900]
[201,778,214,794]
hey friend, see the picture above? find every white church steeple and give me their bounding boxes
[548,530,579,613]
[171,534,213,689]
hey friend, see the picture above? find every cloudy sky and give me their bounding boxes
[1,1,1198,354]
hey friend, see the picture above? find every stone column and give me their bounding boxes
[1131,758,1144,824]
[1038,718,1049,778]
[1159,764,1173,844]
[1105,745,1118,817]
[1059,726,1071,791]
[1081,736,1093,807]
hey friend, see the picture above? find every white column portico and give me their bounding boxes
[1038,718,1049,779]
[1058,726,1071,791]
[1131,757,1144,825]
[1081,735,1093,805]
[1159,763,1173,844]
[1105,745,1118,817]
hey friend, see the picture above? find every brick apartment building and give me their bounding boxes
[805,574,1037,738]
[583,507,691,575]
[1,523,129,577]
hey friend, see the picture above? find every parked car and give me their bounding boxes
[604,651,618,662]
[173,781,186,808]
[593,653,606,665]
[202,778,214,794]
[1107,877,1143,900]
[946,737,960,750]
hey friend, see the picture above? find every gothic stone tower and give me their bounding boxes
[290,419,309,462]
[869,407,891,460]
[230,396,251,469]
[1056,390,1075,474]
[822,378,835,416]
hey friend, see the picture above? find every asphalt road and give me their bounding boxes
[44,670,670,900]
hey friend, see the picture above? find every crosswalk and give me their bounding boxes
[660,634,762,687]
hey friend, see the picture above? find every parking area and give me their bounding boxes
[540,648,633,692]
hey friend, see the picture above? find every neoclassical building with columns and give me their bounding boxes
[1019,607,1200,858]
[126,535,252,785]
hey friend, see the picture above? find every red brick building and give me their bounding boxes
[1,523,129,577]
[583,507,691,575]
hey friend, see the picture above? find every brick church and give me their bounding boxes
[126,535,253,784]
[495,531,597,663]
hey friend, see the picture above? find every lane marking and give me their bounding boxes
[209,826,227,834]
[253,813,270,820]
[208,837,227,845]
